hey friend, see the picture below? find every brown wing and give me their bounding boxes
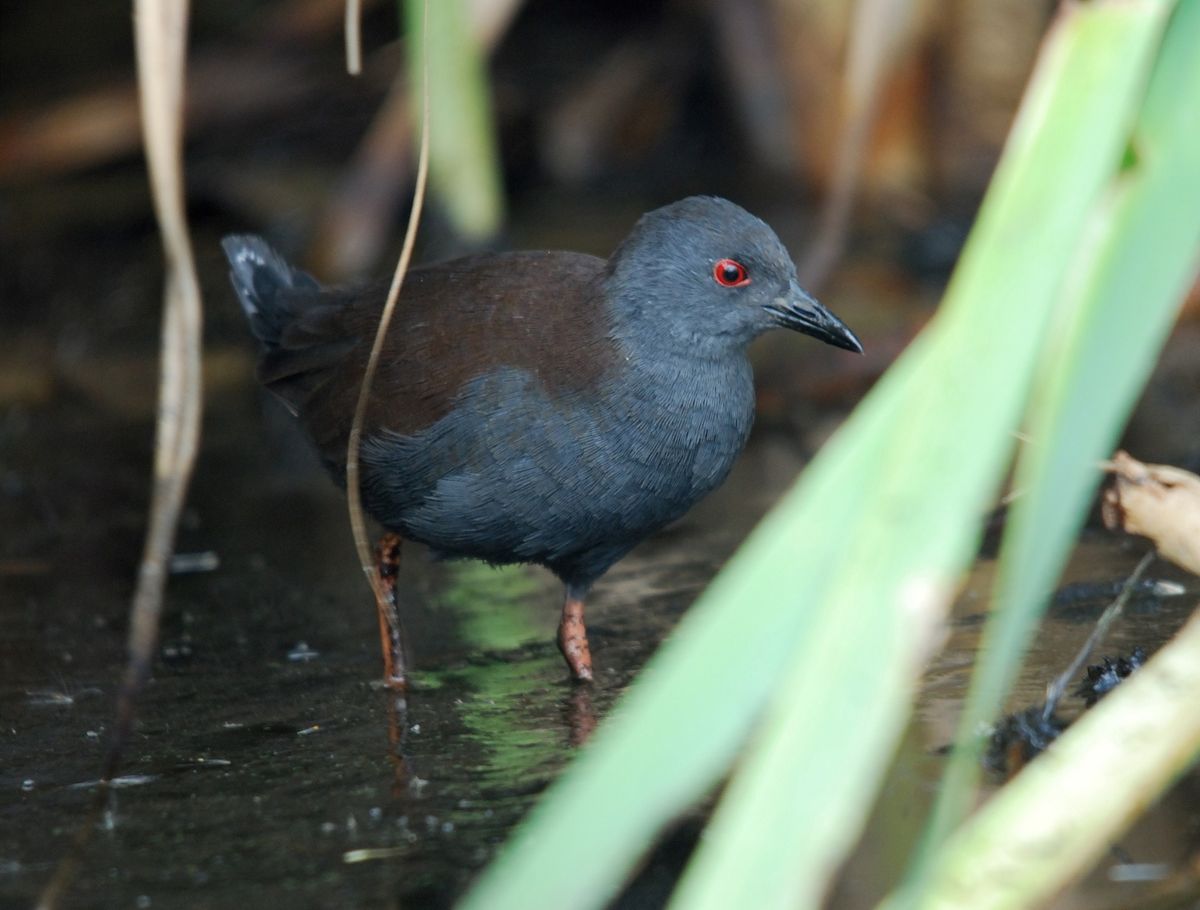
[256,251,616,468]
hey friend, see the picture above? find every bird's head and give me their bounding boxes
[606,196,862,357]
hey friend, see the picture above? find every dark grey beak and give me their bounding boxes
[764,280,863,353]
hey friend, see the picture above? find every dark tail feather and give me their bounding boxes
[222,235,355,417]
[221,235,320,346]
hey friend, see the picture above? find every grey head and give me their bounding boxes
[604,196,862,357]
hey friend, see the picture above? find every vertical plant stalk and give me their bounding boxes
[344,0,431,679]
[800,0,917,288]
[112,0,204,790]
[405,0,503,241]
[37,3,202,907]
[345,0,363,75]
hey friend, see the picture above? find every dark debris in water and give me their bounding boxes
[985,706,1068,777]
[985,646,1152,777]
[1074,647,1146,708]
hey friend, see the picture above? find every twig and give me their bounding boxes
[1042,549,1156,720]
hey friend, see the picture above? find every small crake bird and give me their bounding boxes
[224,196,861,683]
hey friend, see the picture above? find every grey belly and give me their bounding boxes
[358,368,750,567]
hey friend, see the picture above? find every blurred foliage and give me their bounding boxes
[403,0,504,242]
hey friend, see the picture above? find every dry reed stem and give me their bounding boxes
[345,0,431,679]
[345,0,363,75]
[38,2,203,905]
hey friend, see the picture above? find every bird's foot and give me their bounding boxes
[557,597,593,682]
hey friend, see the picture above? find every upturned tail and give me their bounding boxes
[222,235,357,417]
[221,235,321,347]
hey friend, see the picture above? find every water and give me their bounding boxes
[0,380,760,908]
[3,376,1197,908]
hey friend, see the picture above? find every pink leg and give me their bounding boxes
[557,595,593,682]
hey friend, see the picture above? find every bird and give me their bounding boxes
[223,196,861,684]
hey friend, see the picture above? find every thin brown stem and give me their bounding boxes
[1043,550,1156,719]
[345,0,431,670]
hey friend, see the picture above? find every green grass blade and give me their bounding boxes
[905,1,1193,890]
[405,0,504,240]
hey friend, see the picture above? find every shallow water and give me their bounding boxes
[3,376,1198,909]
[0,383,770,909]
[4,1,1199,899]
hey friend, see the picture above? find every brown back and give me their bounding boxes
[256,251,617,466]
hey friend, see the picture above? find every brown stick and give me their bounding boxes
[345,0,430,684]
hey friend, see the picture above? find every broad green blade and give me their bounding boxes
[907,0,1194,890]
[459,4,1170,909]
[668,5,1173,908]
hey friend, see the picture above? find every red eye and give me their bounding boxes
[713,258,750,287]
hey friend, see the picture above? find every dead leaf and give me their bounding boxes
[1102,451,1200,576]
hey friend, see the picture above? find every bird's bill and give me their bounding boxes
[765,280,863,353]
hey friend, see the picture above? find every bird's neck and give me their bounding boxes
[607,333,756,438]
[599,291,758,450]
